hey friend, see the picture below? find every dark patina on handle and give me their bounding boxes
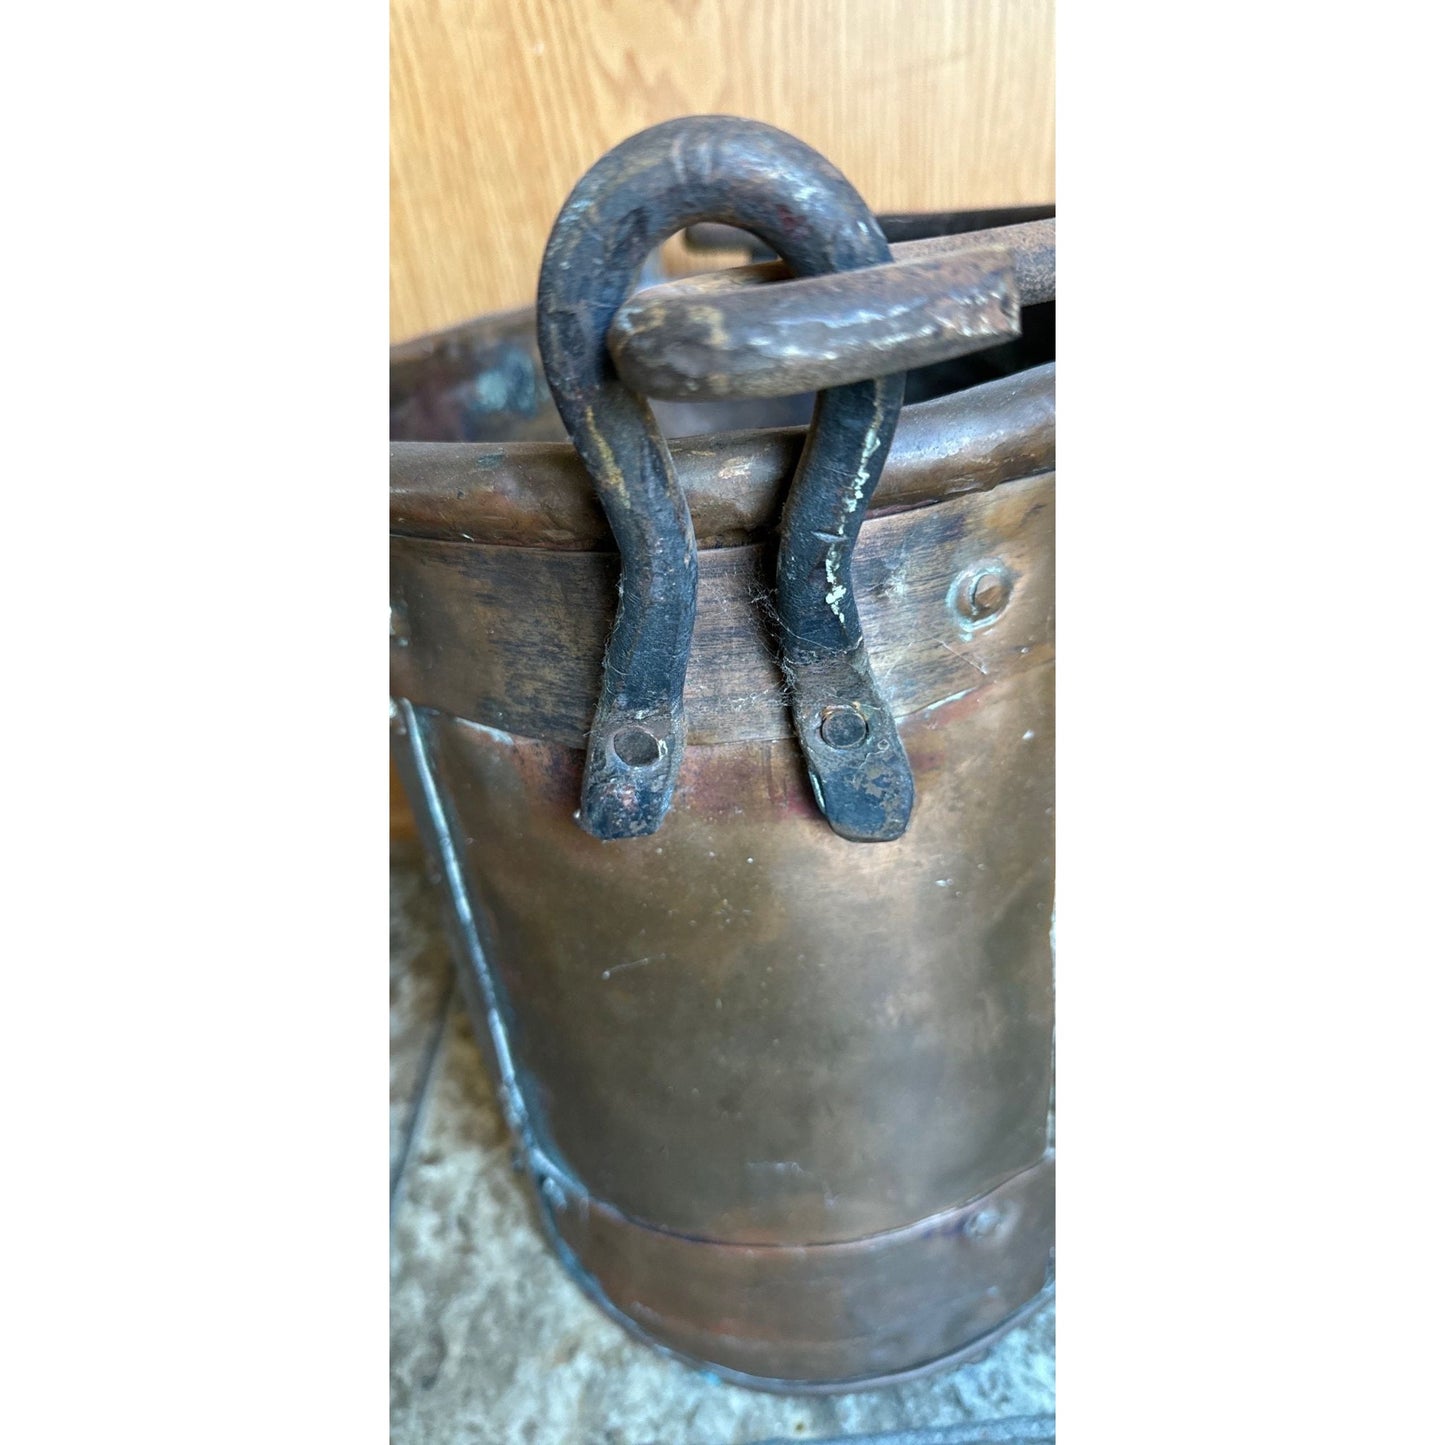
[536,114,913,842]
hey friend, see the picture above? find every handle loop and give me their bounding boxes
[536,115,914,841]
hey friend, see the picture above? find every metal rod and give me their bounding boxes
[609,247,1020,401]
[608,219,1055,401]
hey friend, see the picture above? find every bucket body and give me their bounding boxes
[391,331,1055,1389]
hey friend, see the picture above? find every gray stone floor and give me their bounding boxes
[390,841,1055,1445]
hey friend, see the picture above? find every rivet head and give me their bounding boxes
[968,571,1008,618]
[949,560,1012,634]
[818,706,868,750]
[612,726,662,767]
[964,1206,1003,1240]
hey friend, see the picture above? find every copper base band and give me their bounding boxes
[538,1153,1054,1391]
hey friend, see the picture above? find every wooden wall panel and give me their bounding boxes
[390,0,1055,341]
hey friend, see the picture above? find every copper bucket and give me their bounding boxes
[390,118,1055,1392]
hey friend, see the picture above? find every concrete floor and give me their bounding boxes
[390,842,1055,1444]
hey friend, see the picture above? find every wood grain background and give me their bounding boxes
[390,0,1055,342]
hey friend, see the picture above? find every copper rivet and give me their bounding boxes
[967,570,1010,620]
[965,1207,1002,1240]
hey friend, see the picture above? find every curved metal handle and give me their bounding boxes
[536,114,914,842]
[608,247,1021,401]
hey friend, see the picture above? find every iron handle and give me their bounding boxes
[536,114,915,843]
[608,247,1022,402]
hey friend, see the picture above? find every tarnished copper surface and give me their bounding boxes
[391,472,1054,747]
[548,1154,1055,1388]
[390,361,1054,549]
[390,303,558,445]
[390,242,1055,1382]
[421,665,1053,1244]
